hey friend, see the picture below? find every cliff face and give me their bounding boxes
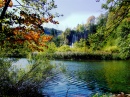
[66,31,88,45]
[44,27,89,46]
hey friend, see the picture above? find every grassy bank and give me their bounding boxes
[52,52,121,60]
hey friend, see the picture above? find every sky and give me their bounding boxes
[45,0,106,31]
[12,0,106,31]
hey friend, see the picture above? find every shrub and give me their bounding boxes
[0,53,53,96]
[57,45,71,52]
[53,51,114,60]
[104,46,119,53]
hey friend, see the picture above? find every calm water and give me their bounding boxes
[12,59,130,96]
[42,60,130,97]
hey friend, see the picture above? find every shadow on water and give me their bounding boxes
[42,60,130,97]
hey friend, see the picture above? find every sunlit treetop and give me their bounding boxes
[96,0,130,34]
[86,16,95,25]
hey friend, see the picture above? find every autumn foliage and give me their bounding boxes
[8,11,58,51]
[0,0,59,52]
[11,27,53,51]
[0,0,13,8]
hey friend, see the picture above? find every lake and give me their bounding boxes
[42,60,130,97]
[13,59,130,96]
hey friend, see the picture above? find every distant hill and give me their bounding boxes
[44,27,63,36]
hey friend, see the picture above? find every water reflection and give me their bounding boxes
[102,61,130,93]
[43,60,130,96]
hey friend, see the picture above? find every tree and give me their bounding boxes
[85,16,96,34]
[0,0,60,96]
[76,24,85,33]
[86,15,95,25]
[97,0,130,33]
[96,13,108,28]
[0,0,60,53]
[73,38,86,48]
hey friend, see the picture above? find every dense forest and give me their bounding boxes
[47,0,130,60]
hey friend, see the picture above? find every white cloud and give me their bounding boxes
[44,12,101,31]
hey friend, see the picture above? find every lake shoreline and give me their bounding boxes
[5,51,130,60]
[52,52,124,60]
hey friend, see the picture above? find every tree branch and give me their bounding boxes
[0,0,11,33]
[1,0,11,19]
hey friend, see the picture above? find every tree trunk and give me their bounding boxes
[0,0,11,33]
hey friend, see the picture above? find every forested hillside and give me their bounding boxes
[50,0,130,59]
